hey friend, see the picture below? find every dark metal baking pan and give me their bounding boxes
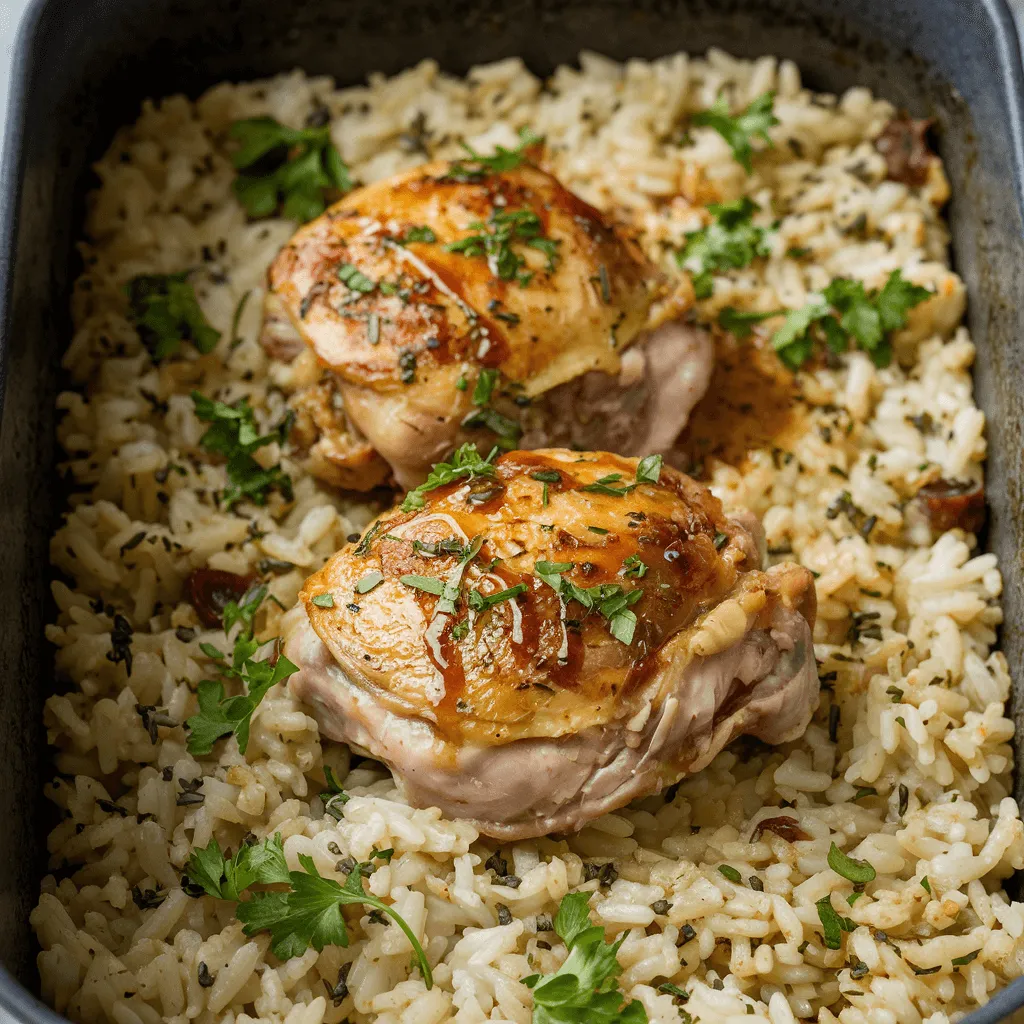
[3,0,1024,1019]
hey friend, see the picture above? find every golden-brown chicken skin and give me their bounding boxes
[265,157,706,489]
[284,449,819,838]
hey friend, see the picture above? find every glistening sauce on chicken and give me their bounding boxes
[299,448,764,745]
[674,329,804,476]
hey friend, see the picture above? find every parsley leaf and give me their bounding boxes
[230,116,352,223]
[635,454,663,484]
[463,368,523,450]
[191,392,294,508]
[467,583,527,611]
[442,126,542,182]
[185,839,432,986]
[525,891,647,1024]
[237,854,432,982]
[401,443,498,511]
[184,833,290,901]
[692,91,779,173]
[126,272,221,359]
[676,197,774,298]
[827,842,876,884]
[771,270,928,369]
[185,586,299,756]
[445,208,560,287]
[534,563,643,645]
[718,305,785,339]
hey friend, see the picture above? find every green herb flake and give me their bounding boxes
[445,207,560,287]
[635,454,663,484]
[311,593,335,608]
[467,583,527,612]
[229,116,352,223]
[442,126,542,182]
[522,891,647,1024]
[400,225,437,244]
[713,531,729,550]
[676,197,774,292]
[952,950,981,967]
[354,572,384,595]
[920,876,932,894]
[126,272,221,359]
[191,392,293,509]
[718,305,784,339]
[692,91,779,173]
[816,895,844,950]
[621,555,648,579]
[827,842,876,884]
[401,443,498,512]
[337,263,376,293]
[718,865,742,884]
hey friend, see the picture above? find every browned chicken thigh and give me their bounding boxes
[264,155,710,489]
[283,448,818,839]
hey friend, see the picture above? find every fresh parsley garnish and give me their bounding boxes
[337,263,376,293]
[467,583,527,611]
[677,197,774,298]
[442,126,542,182]
[401,443,498,511]
[534,562,643,645]
[463,368,523,449]
[191,392,294,508]
[184,835,432,985]
[126,272,221,359]
[620,555,648,579]
[815,895,853,950]
[399,225,437,244]
[771,270,930,369]
[523,891,646,1024]
[635,454,663,484]
[354,571,384,595]
[827,842,876,884]
[717,305,784,339]
[311,593,335,608]
[692,91,779,173]
[400,536,483,614]
[445,208,560,287]
[185,587,298,756]
[229,116,352,223]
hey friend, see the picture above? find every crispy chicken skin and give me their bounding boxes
[265,159,709,489]
[284,449,818,839]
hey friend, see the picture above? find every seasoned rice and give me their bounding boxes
[33,48,1023,1024]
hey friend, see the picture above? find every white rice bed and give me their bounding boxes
[33,48,1023,1024]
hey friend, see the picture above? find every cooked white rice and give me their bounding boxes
[33,48,1024,1024]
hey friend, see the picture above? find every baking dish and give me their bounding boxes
[3,0,1024,1019]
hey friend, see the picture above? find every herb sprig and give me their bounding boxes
[463,369,523,449]
[676,198,774,299]
[126,273,221,359]
[184,834,432,985]
[401,443,498,511]
[185,586,298,756]
[442,126,542,182]
[718,270,929,370]
[230,116,352,223]
[535,561,643,645]
[692,91,779,173]
[445,208,560,287]
[523,891,647,1024]
[191,392,294,508]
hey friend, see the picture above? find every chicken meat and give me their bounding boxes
[284,447,818,839]
[264,155,711,489]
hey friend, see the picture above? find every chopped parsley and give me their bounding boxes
[534,561,643,645]
[311,593,335,608]
[772,271,930,369]
[463,368,522,449]
[718,865,742,883]
[191,392,293,508]
[229,116,352,222]
[827,842,876,884]
[184,834,431,984]
[400,536,483,615]
[399,225,437,244]
[401,443,498,511]
[676,197,774,298]
[442,126,542,182]
[354,571,384,595]
[337,263,376,293]
[718,305,784,339]
[620,555,648,579]
[692,91,779,173]
[445,208,560,286]
[816,895,844,950]
[522,891,647,1024]
[185,587,298,756]
[126,272,221,359]
[467,583,527,611]
[635,454,663,484]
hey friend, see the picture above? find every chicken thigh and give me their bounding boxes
[264,155,710,489]
[284,447,818,839]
